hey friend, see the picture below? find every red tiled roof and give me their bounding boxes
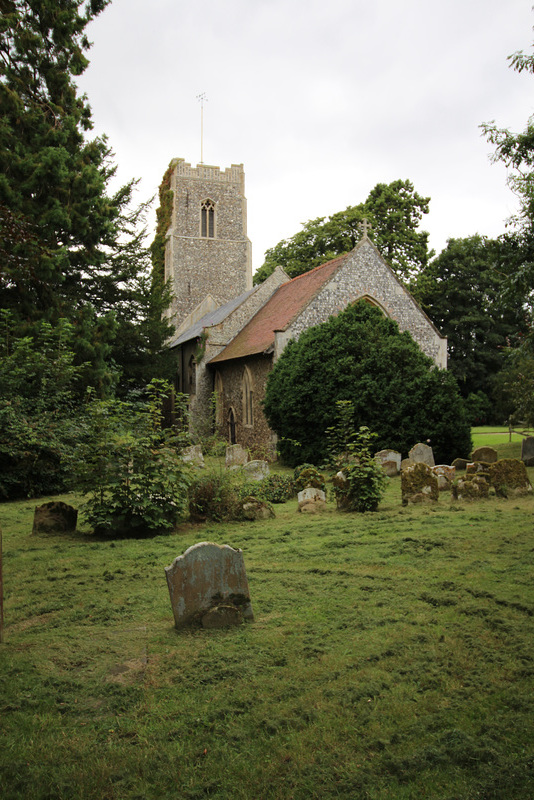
[209,252,350,363]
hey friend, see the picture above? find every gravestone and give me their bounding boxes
[408,443,435,467]
[521,436,534,467]
[471,446,498,464]
[452,475,490,500]
[225,444,248,469]
[401,463,438,505]
[452,458,469,471]
[182,444,205,468]
[432,465,456,491]
[375,449,401,475]
[243,460,269,481]
[165,542,254,629]
[488,458,532,496]
[241,498,275,520]
[33,502,78,535]
[298,487,327,513]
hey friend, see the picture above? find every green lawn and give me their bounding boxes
[1,456,534,799]
[471,426,533,455]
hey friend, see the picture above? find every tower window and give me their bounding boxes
[201,199,215,238]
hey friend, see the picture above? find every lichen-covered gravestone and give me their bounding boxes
[298,487,327,513]
[182,444,205,468]
[401,463,438,505]
[165,542,254,629]
[432,464,456,491]
[408,443,435,468]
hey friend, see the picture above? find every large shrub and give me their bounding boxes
[76,381,191,536]
[263,301,471,466]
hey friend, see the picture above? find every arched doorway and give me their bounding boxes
[227,407,237,444]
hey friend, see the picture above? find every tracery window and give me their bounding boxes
[242,366,253,427]
[201,198,215,238]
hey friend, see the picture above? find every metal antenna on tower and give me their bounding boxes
[196,93,208,164]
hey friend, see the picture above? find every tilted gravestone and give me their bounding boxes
[165,542,254,629]
[408,443,435,468]
[33,501,78,535]
[521,436,534,467]
[471,446,498,464]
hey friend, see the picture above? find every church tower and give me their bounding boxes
[164,159,253,331]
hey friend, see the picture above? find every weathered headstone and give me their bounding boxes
[408,443,435,467]
[243,460,270,481]
[488,458,532,496]
[452,475,490,501]
[401,457,414,471]
[165,542,254,629]
[182,444,205,468]
[375,449,401,475]
[432,464,456,491]
[225,444,248,469]
[521,436,534,467]
[452,458,469,471]
[298,487,327,513]
[471,446,498,464]
[241,498,275,520]
[32,502,78,535]
[401,463,438,505]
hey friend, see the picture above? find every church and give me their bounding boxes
[163,159,447,458]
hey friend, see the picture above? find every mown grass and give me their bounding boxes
[471,426,533,455]
[1,447,533,799]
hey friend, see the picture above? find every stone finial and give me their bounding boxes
[165,542,254,629]
[359,217,373,239]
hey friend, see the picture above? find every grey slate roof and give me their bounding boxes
[169,287,258,348]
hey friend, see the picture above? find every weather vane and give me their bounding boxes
[196,93,208,164]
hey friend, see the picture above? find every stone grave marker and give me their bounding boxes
[33,501,78,535]
[298,487,327,513]
[471,446,497,464]
[243,460,270,481]
[408,443,435,467]
[401,463,438,505]
[432,464,456,491]
[375,449,401,475]
[165,542,254,629]
[182,444,205,468]
[521,436,534,467]
[225,444,248,469]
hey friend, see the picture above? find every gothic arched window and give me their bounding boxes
[242,366,253,427]
[201,198,215,238]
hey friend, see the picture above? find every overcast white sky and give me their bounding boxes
[76,0,534,274]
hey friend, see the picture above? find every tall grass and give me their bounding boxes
[1,459,533,798]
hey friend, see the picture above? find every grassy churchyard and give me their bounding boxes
[1,430,533,799]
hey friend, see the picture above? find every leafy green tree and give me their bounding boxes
[0,313,83,498]
[0,0,173,392]
[76,381,191,536]
[413,236,527,408]
[263,302,471,467]
[254,180,430,284]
